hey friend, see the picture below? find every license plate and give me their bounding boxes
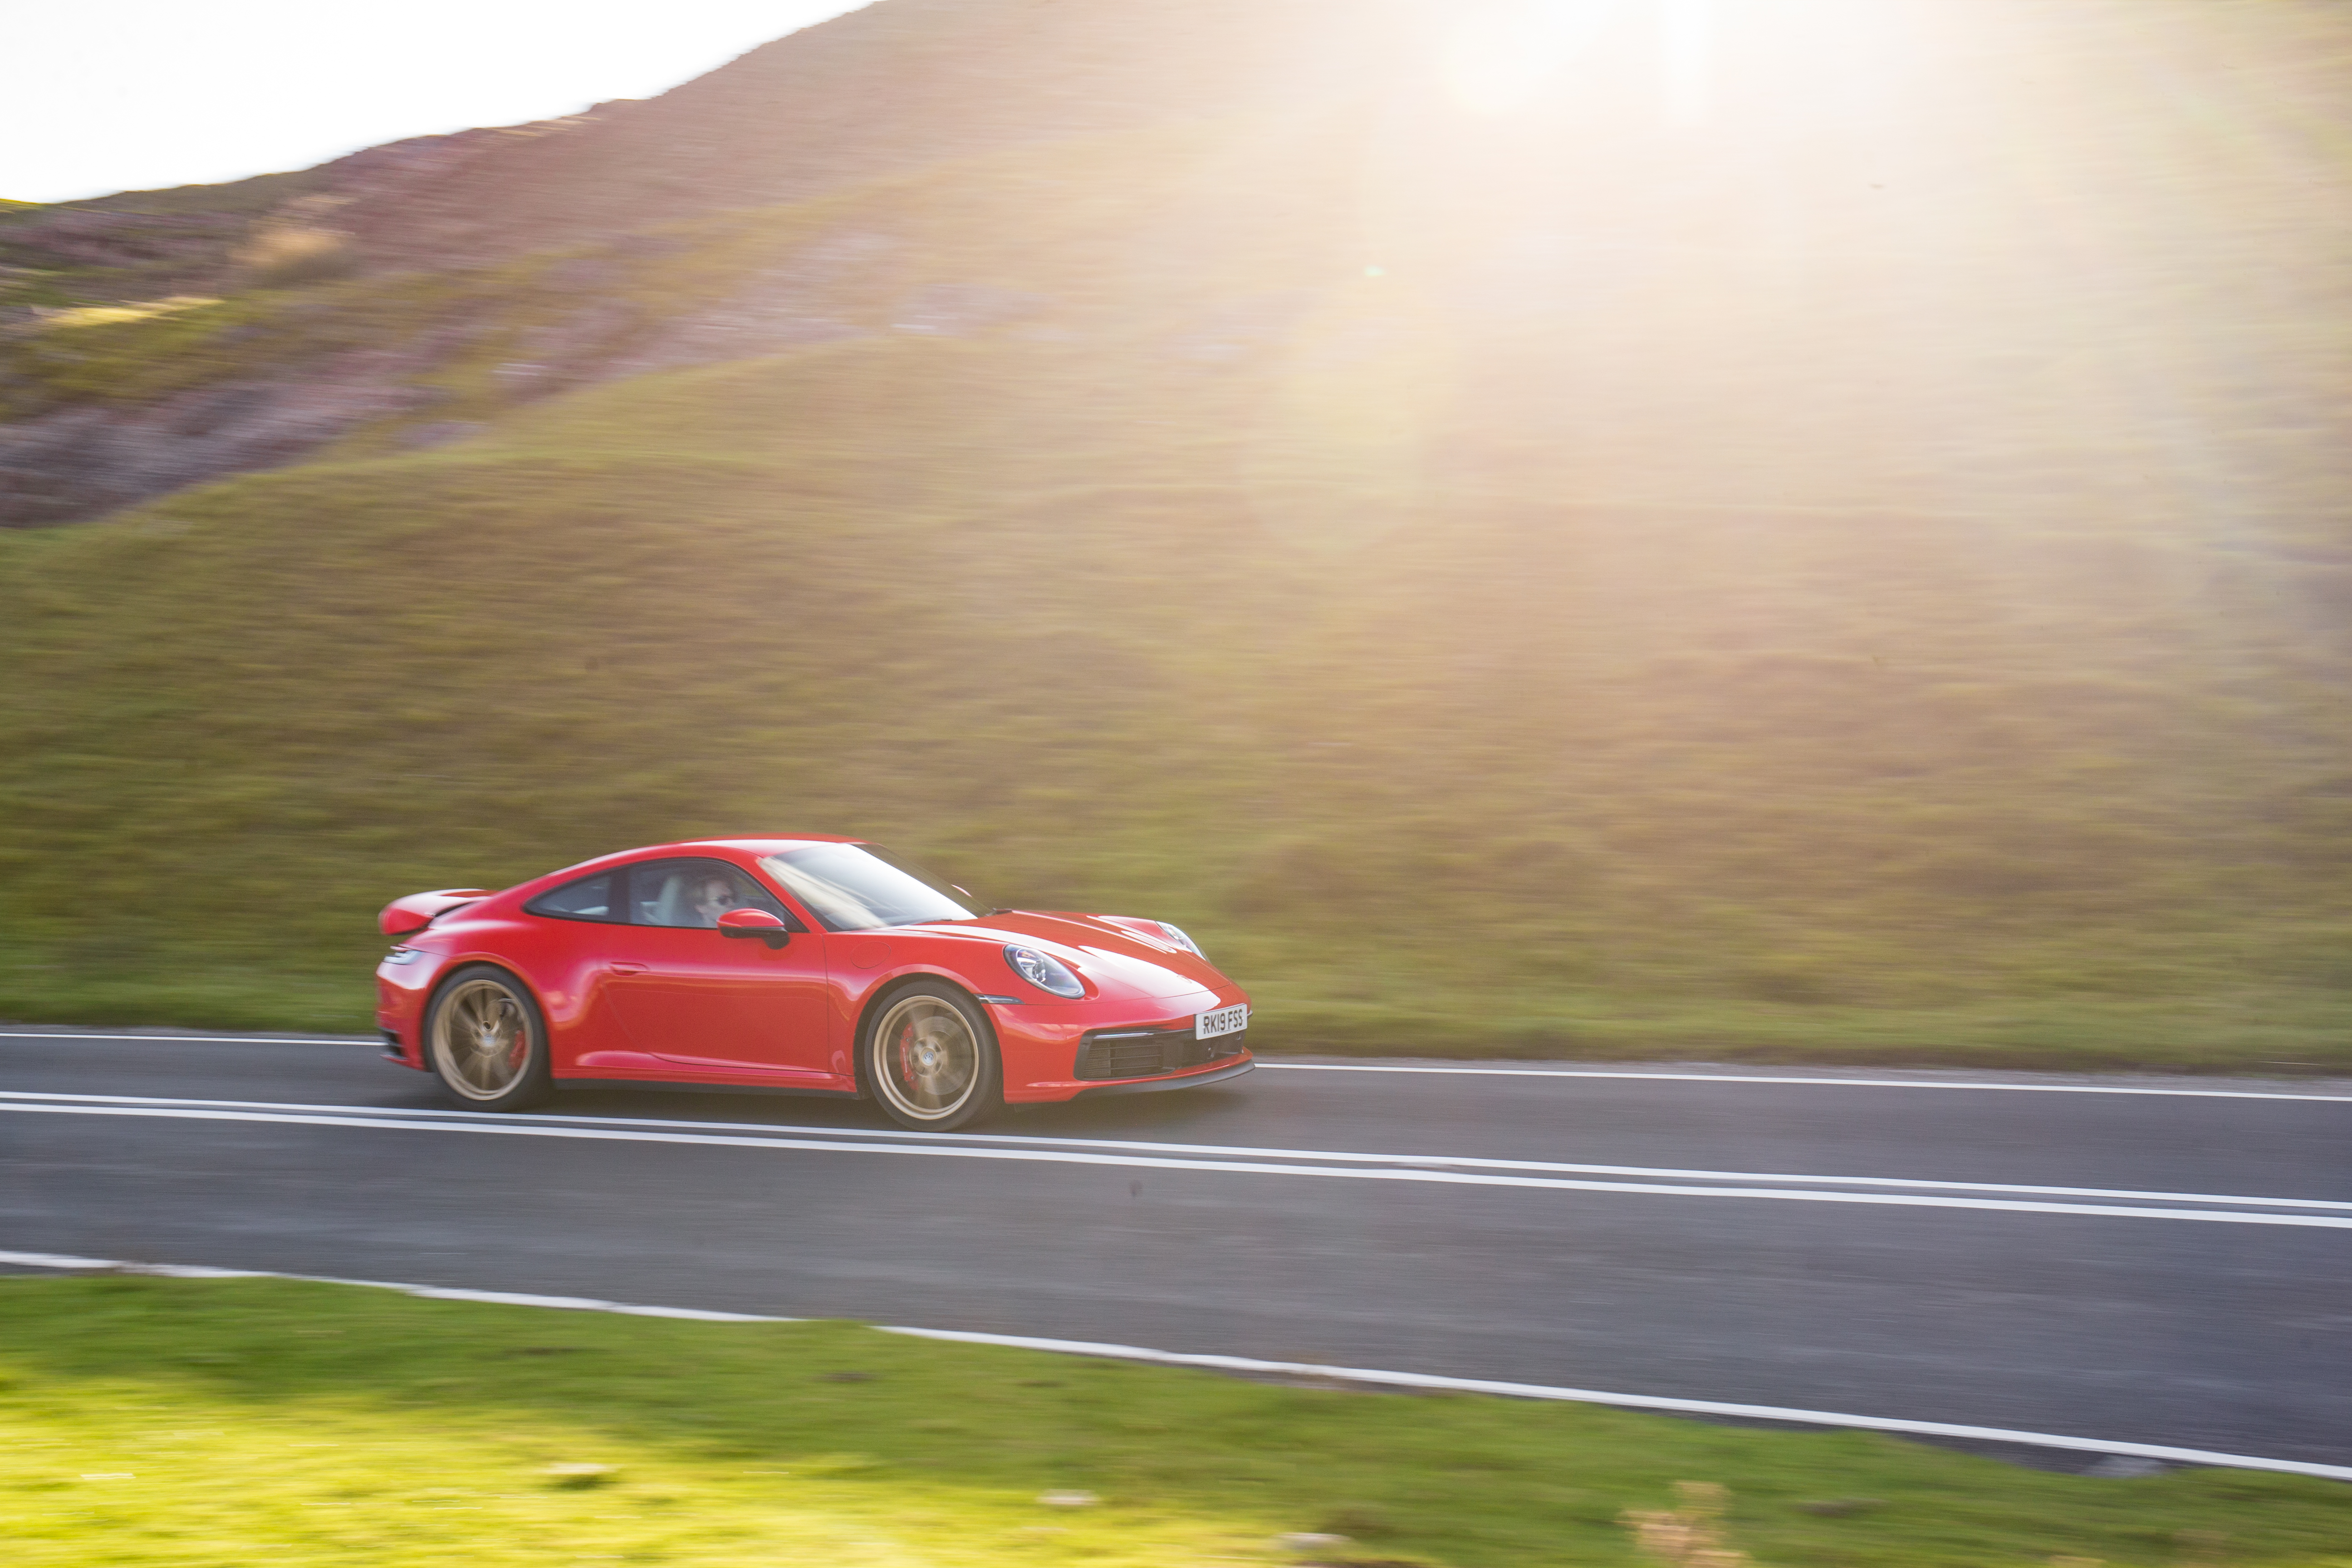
[1195,1003,1248,1041]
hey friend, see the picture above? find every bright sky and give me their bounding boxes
[2,1,869,204]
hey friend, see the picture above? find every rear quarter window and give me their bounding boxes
[523,872,618,922]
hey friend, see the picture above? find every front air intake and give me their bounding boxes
[1074,1025,1246,1082]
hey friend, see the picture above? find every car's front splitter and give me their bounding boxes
[1068,1058,1256,1098]
[1055,1058,1256,1099]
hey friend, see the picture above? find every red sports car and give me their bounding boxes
[373,837,1251,1129]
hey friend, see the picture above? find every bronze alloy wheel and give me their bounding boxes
[866,985,1000,1131]
[427,967,552,1110]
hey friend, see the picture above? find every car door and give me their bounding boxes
[605,857,834,1080]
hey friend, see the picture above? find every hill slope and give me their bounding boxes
[0,0,2347,1066]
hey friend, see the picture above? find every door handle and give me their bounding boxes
[610,961,648,975]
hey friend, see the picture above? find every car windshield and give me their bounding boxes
[759,843,987,931]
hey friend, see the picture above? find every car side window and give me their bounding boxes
[523,871,619,922]
[626,858,801,930]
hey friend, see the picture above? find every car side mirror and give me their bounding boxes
[717,908,792,950]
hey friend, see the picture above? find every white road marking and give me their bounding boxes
[0,1252,778,1320]
[4,1250,2346,1483]
[0,1249,129,1270]
[4,1099,2348,1228]
[5,1029,2347,1100]
[882,1327,2352,1483]
[5,1090,2347,1213]
[1258,1063,2352,1102]
[0,1032,371,1046]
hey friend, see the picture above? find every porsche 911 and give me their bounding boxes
[374,837,1251,1130]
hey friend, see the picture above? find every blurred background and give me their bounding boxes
[1,0,2347,1068]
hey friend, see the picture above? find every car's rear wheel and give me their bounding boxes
[864,983,1001,1132]
[426,965,554,1112]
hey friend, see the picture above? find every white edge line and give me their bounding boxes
[0,1032,372,1047]
[6,1090,2349,1213]
[3,1032,2348,1102]
[2,1250,2344,1484]
[1257,1063,2352,1103]
[0,1252,783,1320]
[880,1327,2352,1483]
[6,1101,2350,1228]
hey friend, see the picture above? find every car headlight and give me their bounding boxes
[1004,945,1085,998]
[380,948,427,966]
[1155,921,1204,959]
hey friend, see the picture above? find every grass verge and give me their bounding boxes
[3,1275,2348,1566]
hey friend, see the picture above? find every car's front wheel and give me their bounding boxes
[863,982,1002,1132]
[425,965,554,1112]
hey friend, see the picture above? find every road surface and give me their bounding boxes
[4,1027,2347,1475]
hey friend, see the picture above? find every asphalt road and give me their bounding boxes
[5,1028,2349,1475]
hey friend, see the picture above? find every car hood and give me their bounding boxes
[897,911,1224,1000]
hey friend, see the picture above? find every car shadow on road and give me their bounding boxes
[537,1083,1264,1142]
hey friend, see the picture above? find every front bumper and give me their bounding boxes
[985,986,1251,1102]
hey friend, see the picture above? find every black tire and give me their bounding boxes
[424,964,555,1112]
[861,980,1002,1132]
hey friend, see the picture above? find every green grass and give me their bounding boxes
[4,1274,2347,1567]
[1,19,2348,1069]
[0,326,2342,1069]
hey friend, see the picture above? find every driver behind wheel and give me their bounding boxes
[683,873,738,927]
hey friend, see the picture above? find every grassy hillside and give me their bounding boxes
[0,171,326,316]
[1,3,2348,1068]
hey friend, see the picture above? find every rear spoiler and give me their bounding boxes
[379,888,496,937]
